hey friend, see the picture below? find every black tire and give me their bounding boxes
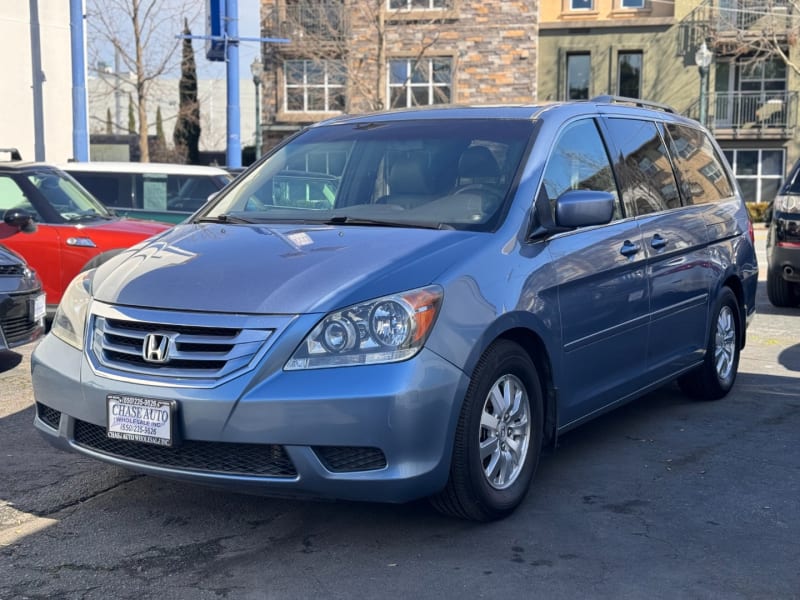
[80,248,126,273]
[766,267,797,307]
[678,287,740,400]
[430,340,543,521]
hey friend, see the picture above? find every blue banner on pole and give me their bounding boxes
[206,0,226,61]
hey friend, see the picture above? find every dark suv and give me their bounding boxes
[766,161,800,307]
[0,242,44,351]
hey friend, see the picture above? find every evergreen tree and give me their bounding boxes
[106,108,113,134]
[173,19,201,164]
[128,94,136,134]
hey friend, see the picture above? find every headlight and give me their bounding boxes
[51,270,94,350]
[774,195,800,213]
[285,285,443,370]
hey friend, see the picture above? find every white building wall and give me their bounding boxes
[88,76,256,154]
[0,2,75,162]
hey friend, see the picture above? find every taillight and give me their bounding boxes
[748,220,754,244]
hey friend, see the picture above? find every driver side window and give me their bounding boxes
[542,119,622,221]
[0,176,41,220]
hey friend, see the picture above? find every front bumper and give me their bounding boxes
[0,289,44,350]
[31,333,469,504]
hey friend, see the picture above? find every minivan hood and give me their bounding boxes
[92,223,483,314]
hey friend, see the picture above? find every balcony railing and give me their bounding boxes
[265,2,347,43]
[687,90,798,136]
[678,0,794,57]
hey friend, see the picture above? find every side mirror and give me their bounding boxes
[555,190,615,228]
[3,208,37,234]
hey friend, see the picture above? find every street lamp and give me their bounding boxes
[250,56,264,160]
[250,57,264,160]
[694,41,713,128]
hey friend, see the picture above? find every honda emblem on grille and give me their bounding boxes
[143,333,171,364]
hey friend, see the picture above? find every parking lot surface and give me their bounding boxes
[1,226,798,599]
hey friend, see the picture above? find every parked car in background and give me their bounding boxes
[32,99,757,521]
[60,162,232,224]
[0,160,170,317]
[0,240,44,351]
[766,159,800,307]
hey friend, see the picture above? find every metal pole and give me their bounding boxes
[254,79,261,160]
[29,0,46,161]
[225,0,241,168]
[699,65,709,128]
[69,0,89,161]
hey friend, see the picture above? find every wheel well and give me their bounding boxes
[497,328,557,448]
[722,276,746,349]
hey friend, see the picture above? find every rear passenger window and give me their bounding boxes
[665,124,734,205]
[605,118,681,216]
[542,119,621,220]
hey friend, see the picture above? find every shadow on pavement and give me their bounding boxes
[0,350,22,374]
[778,343,800,372]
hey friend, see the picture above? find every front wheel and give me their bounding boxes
[430,340,543,521]
[678,287,740,400]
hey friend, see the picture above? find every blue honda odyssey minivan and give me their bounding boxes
[32,98,758,521]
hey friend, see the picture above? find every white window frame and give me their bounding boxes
[724,148,785,203]
[388,0,447,9]
[388,58,452,108]
[283,59,346,113]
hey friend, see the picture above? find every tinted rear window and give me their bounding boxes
[664,124,734,205]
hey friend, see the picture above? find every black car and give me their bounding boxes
[766,161,800,307]
[0,242,44,350]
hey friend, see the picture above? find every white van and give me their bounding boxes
[60,162,233,224]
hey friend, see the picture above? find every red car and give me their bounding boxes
[0,161,170,316]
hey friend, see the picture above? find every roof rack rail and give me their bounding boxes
[590,95,676,114]
[0,147,22,161]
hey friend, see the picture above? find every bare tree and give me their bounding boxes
[86,0,200,162]
[701,0,800,74]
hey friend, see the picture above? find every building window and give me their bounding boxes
[566,53,590,100]
[388,0,447,8]
[617,51,642,98]
[621,0,645,7]
[388,58,452,108]
[570,0,593,9]
[723,149,784,204]
[284,59,346,112]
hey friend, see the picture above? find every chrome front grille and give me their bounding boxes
[88,302,294,387]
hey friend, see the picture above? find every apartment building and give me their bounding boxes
[539,0,800,205]
[256,0,539,149]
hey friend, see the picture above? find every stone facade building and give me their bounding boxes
[257,0,539,150]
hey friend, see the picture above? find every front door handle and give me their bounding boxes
[651,234,668,250]
[619,240,641,257]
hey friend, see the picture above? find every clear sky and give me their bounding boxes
[196,0,262,80]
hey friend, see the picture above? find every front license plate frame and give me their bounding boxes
[106,394,176,447]
[30,293,45,322]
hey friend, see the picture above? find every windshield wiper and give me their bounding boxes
[324,216,452,230]
[196,213,255,224]
[64,212,111,222]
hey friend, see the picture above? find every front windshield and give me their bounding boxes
[204,118,536,231]
[28,170,112,221]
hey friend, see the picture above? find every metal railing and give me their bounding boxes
[678,0,794,57]
[687,90,798,133]
[265,1,347,43]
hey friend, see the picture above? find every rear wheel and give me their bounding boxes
[767,267,798,307]
[678,287,740,400]
[430,340,543,521]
